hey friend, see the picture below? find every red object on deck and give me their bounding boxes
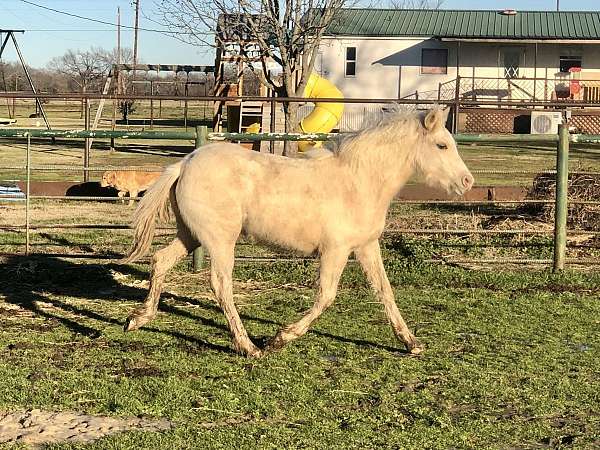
[569,67,582,95]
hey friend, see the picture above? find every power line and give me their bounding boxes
[19,29,119,32]
[19,0,171,34]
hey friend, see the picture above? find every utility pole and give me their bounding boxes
[111,6,122,148]
[556,0,559,11]
[117,6,122,95]
[117,7,121,67]
[132,0,140,93]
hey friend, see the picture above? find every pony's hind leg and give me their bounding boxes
[208,242,262,358]
[124,231,195,332]
[355,240,423,354]
[265,248,349,353]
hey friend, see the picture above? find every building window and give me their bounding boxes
[421,49,448,75]
[503,49,520,78]
[560,56,582,73]
[345,47,356,77]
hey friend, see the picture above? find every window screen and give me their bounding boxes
[503,49,520,78]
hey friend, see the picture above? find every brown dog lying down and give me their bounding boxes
[100,169,163,204]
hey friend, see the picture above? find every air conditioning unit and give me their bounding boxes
[531,111,563,134]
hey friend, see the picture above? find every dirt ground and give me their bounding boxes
[0,409,172,448]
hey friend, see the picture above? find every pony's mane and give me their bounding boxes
[329,106,424,168]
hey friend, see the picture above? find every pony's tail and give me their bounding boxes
[121,161,184,263]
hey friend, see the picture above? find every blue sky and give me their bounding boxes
[1,0,599,69]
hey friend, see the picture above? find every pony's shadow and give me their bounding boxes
[0,254,231,353]
[0,254,405,355]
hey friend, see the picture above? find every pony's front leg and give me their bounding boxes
[355,240,423,355]
[124,234,193,332]
[265,248,349,353]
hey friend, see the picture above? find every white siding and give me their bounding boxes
[318,37,600,102]
[318,37,457,100]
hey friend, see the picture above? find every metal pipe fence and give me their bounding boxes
[1,125,600,270]
[4,91,600,108]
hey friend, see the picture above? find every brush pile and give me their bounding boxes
[526,170,600,231]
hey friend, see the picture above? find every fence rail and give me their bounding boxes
[1,125,600,271]
[4,127,600,144]
[5,90,600,108]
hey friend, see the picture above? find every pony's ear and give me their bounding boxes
[442,107,450,123]
[423,108,448,131]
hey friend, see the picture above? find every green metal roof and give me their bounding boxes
[325,9,600,40]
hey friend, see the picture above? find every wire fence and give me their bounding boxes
[1,111,600,270]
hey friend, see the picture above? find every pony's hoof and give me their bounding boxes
[263,331,293,353]
[124,317,141,332]
[233,339,263,358]
[261,342,280,356]
[237,345,263,358]
[406,340,424,355]
[246,348,263,359]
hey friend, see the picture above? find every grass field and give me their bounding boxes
[0,251,599,448]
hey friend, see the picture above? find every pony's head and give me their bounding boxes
[415,108,474,196]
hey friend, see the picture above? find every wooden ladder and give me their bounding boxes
[238,101,263,133]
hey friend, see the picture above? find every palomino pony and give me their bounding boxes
[121,107,474,358]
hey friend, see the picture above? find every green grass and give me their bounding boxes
[1,250,600,449]
[458,141,600,186]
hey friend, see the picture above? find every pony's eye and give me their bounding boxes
[436,143,448,150]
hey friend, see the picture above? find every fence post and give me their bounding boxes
[192,125,208,272]
[453,75,461,133]
[150,80,154,129]
[84,98,91,182]
[25,133,31,256]
[553,123,569,272]
[270,97,276,154]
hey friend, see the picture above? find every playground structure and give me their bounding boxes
[0,29,50,129]
[298,73,344,151]
[212,13,272,143]
[212,15,345,151]
[0,25,345,153]
[91,63,215,132]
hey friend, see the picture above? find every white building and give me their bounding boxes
[315,9,600,133]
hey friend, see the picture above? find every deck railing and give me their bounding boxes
[436,76,600,105]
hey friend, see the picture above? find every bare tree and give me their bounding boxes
[48,48,111,117]
[154,0,348,155]
[48,48,109,94]
[98,47,135,71]
[388,0,444,8]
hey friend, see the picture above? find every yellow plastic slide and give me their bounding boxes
[298,73,344,152]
